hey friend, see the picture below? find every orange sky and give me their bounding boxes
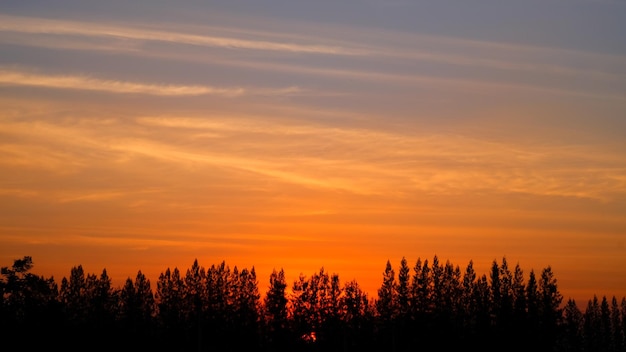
[1,2,625,305]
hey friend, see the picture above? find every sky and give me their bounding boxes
[0,0,625,305]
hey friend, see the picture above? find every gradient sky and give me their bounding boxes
[1,0,625,305]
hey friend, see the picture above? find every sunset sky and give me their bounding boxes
[1,1,625,304]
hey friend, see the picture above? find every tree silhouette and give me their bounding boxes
[342,279,373,350]
[0,256,59,348]
[526,268,541,344]
[612,296,625,352]
[512,263,527,328]
[264,268,290,350]
[498,258,514,329]
[1,255,623,352]
[460,260,478,344]
[561,299,584,351]
[376,260,396,320]
[183,259,207,350]
[84,269,117,341]
[155,267,186,348]
[230,266,261,350]
[206,261,231,340]
[290,267,338,349]
[408,257,431,344]
[538,266,563,348]
[118,270,155,349]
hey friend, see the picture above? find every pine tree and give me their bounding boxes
[60,265,88,325]
[619,297,626,351]
[431,256,443,315]
[290,272,309,340]
[409,258,431,318]
[396,257,410,318]
[611,296,624,352]
[119,270,155,338]
[342,280,372,350]
[584,296,602,351]
[183,259,207,350]
[265,268,288,329]
[184,259,206,315]
[562,299,584,352]
[135,271,155,323]
[600,296,614,351]
[84,269,116,333]
[343,279,368,327]
[231,267,261,349]
[264,268,289,351]
[489,259,501,322]
[538,266,562,347]
[512,263,526,325]
[376,260,397,351]
[461,260,477,336]
[155,267,187,350]
[526,270,540,332]
[376,260,396,321]
[499,258,514,326]
[474,274,491,339]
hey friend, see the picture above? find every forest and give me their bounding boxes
[1,255,625,352]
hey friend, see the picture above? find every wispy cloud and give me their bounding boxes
[0,67,300,97]
[9,109,626,201]
[198,58,626,102]
[126,117,626,201]
[2,13,624,103]
[4,13,623,81]
[0,14,362,55]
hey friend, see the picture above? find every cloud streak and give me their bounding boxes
[3,108,624,202]
[0,68,300,97]
[2,14,624,104]
[3,13,623,82]
[0,14,361,55]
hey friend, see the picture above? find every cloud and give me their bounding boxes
[2,14,624,103]
[4,13,623,81]
[0,67,300,97]
[2,103,625,202]
[0,14,362,55]
[109,115,626,201]
[215,59,626,102]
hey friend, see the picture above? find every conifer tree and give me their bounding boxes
[376,260,396,321]
[512,263,526,324]
[601,296,614,351]
[396,257,410,318]
[461,260,477,333]
[612,296,626,352]
[343,279,368,327]
[265,268,288,329]
[562,299,584,352]
[473,274,491,341]
[526,269,540,335]
[499,258,514,324]
[430,256,443,315]
[60,265,88,324]
[231,267,261,349]
[155,267,186,335]
[584,296,602,351]
[538,266,562,344]
[119,270,155,337]
[489,260,501,320]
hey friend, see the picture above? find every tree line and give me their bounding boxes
[1,255,625,352]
